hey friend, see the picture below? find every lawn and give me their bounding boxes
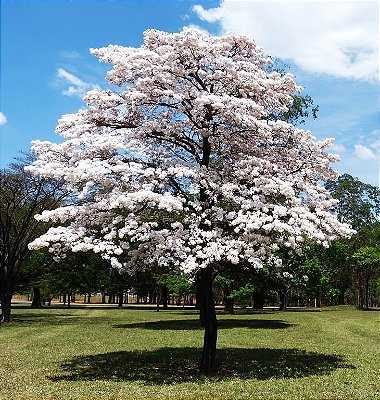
[0,305,379,399]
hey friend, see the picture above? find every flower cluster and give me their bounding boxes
[27,28,354,273]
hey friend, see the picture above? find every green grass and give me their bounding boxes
[0,305,379,399]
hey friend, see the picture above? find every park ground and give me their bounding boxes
[0,305,379,399]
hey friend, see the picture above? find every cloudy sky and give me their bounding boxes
[1,0,379,185]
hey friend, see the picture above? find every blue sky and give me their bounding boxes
[1,0,379,186]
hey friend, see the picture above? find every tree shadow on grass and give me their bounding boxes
[9,313,109,326]
[113,318,293,331]
[9,313,78,325]
[49,347,354,384]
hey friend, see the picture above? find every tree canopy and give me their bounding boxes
[28,29,352,269]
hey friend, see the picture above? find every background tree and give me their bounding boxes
[27,28,353,371]
[324,175,380,306]
[17,249,50,308]
[77,252,112,305]
[162,273,195,306]
[325,174,380,231]
[353,245,380,309]
[315,240,352,305]
[0,159,65,322]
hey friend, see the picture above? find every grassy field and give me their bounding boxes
[0,305,379,399]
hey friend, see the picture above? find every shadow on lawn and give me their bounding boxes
[10,313,78,325]
[114,318,293,330]
[50,347,354,384]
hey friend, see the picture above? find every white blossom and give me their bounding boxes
[27,28,354,273]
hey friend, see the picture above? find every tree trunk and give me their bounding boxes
[356,272,364,309]
[198,266,217,373]
[156,286,160,312]
[278,291,287,311]
[161,285,168,309]
[252,291,265,309]
[364,268,371,309]
[149,290,155,304]
[108,293,115,304]
[197,135,217,372]
[118,289,124,309]
[224,286,234,314]
[0,270,16,322]
[0,292,12,322]
[31,286,43,308]
[67,291,71,308]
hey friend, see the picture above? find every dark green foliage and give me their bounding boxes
[318,175,380,308]
[278,94,319,125]
[352,246,380,308]
[18,250,114,307]
[160,274,194,299]
[0,158,66,321]
[228,284,255,308]
[325,174,380,231]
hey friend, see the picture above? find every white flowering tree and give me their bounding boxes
[28,28,353,372]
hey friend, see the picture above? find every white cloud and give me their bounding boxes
[59,50,84,60]
[369,129,380,146]
[57,68,99,97]
[330,143,346,154]
[0,112,7,125]
[193,1,379,81]
[354,144,378,160]
[336,153,378,186]
[193,4,222,22]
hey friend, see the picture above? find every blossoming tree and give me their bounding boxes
[28,28,353,371]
